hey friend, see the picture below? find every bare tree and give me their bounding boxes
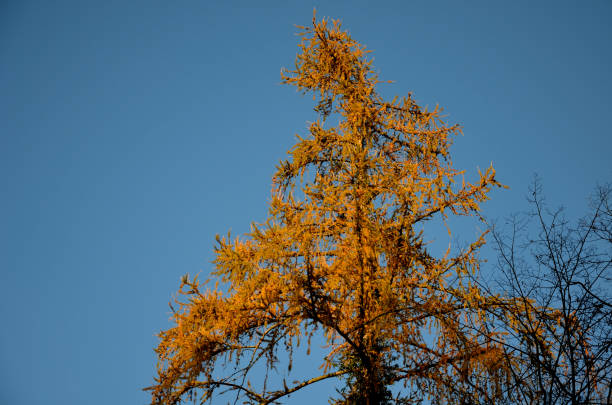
[487,179,612,404]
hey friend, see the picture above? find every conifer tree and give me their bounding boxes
[148,13,508,404]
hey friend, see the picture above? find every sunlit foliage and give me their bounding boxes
[148,13,511,404]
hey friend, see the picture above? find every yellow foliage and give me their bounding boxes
[148,12,510,405]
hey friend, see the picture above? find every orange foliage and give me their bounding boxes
[148,12,510,404]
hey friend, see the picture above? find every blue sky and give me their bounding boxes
[1,1,610,404]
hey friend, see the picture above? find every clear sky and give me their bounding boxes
[1,1,611,404]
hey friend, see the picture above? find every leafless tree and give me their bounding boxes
[485,179,612,404]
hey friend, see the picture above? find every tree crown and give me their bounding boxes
[148,13,506,405]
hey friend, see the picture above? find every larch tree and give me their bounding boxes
[148,14,510,405]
